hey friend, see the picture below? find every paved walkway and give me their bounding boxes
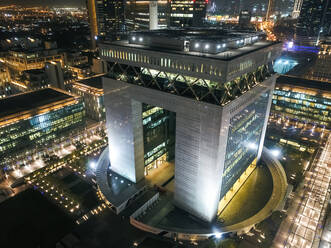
[272,135,331,248]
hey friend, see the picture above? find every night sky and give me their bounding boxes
[0,0,85,7]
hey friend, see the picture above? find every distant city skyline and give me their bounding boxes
[0,0,85,7]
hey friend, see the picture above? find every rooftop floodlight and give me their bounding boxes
[89,161,97,170]
[214,233,222,239]
[248,142,258,150]
[271,149,281,157]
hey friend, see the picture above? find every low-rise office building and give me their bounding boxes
[272,75,331,129]
[4,49,64,73]
[0,88,86,169]
[70,75,105,121]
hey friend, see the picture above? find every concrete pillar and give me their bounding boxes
[103,80,145,183]
[149,1,158,30]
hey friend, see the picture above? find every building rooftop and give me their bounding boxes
[276,75,331,92]
[0,88,72,119]
[78,75,103,89]
[23,69,45,75]
[102,28,279,60]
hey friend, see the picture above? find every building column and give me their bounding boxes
[149,1,158,30]
[103,87,145,183]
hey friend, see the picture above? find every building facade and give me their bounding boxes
[4,49,64,73]
[306,41,331,82]
[45,62,65,90]
[87,0,125,42]
[292,0,303,18]
[272,75,331,129]
[0,88,86,168]
[170,0,207,27]
[125,0,170,30]
[99,29,282,222]
[70,75,105,121]
[295,0,331,44]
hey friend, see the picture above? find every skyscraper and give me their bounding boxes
[98,28,282,222]
[87,0,125,43]
[125,0,170,30]
[169,0,207,27]
[295,0,331,44]
[292,0,303,18]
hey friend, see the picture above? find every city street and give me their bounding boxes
[272,134,331,248]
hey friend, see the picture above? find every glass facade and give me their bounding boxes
[272,89,331,128]
[142,103,175,167]
[221,90,270,198]
[71,87,105,121]
[0,102,85,160]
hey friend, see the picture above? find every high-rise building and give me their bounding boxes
[295,0,331,44]
[220,0,243,16]
[0,88,86,169]
[125,0,170,30]
[238,10,252,28]
[169,0,207,27]
[305,41,331,82]
[86,0,125,43]
[321,0,331,37]
[98,28,282,222]
[292,0,303,18]
[87,0,99,50]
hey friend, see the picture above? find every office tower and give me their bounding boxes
[170,0,207,27]
[220,0,243,15]
[86,0,125,42]
[321,0,331,37]
[87,0,99,49]
[45,62,65,90]
[266,0,274,19]
[238,10,252,28]
[292,0,303,18]
[304,41,331,82]
[98,28,282,222]
[0,88,85,169]
[126,0,170,30]
[295,0,331,44]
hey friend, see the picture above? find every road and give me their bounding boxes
[272,134,331,248]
